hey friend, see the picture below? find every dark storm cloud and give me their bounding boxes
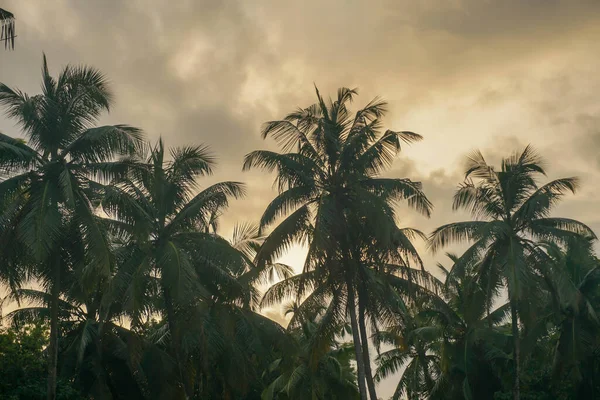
[2,0,599,248]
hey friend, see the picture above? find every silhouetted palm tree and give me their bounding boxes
[262,305,359,400]
[430,146,595,400]
[0,55,145,400]
[375,254,511,400]
[542,236,600,396]
[100,139,247,396]
[245,86,432,400]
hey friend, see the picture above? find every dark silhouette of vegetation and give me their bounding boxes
[245,86,432,400]
[0,323,83,399]
[0,57,598,400]
[0,8,15,50]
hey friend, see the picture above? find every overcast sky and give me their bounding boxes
[2,1,600,397]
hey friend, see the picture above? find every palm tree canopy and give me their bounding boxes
[0,55,145,288]
[430,145,595,303]
[245,87,432,273]
[99,139,248,327]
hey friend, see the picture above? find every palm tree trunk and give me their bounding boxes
[346,279,368,400]
[510,299,520,400]
[358,291,378,400]
[47,264,60,400]
[163,287,190,398]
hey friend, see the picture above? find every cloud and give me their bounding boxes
[3,1,600,396]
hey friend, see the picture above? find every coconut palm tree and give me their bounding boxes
[262,305,359,400]
[541,236,600,396]
[261,249,441,400]
[374,309,440,400]
[2,282,181,399]
[374,253,512,400]
[353,224,434,398]
[105,220,293,399]
[244,86,432,400]
[0,8,15,50]
[100,139,247,396]
[430,146,596,400]
[182,222,294,398]
[425,255,511,399]
[0,55,145,400]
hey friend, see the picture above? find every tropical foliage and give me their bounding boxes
[0,59,598,400]
[0,7,15,50]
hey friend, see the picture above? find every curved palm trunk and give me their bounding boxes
[47,264,60,400]
[510,299,520,400]
[346,279,368,400]
[358,290,378,400]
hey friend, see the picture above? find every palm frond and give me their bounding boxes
[63,125,145,163]
[167,144,215,186]
[429,221,494,253]
[256,204,312,265]
[362,178,433,217]
[166,181,245,232]
[0,132,40,173]
[259,186,316,229]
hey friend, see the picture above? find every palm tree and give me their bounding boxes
[100,139,246,396]
[182,222,293,398]
[430,146,596,400]
[0,55,145,400]
[374,309,440,400]
[353,225,433,399]
[223,221,295,310]
[262,305,359,400]
[261,248,440,400]
[541,236,600,396]
[375,254,511,400]
[426,255,511,399]
[244,86,432,400]
[2,282,181,399]
[0,8,15,50]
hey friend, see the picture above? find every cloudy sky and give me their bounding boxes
[2,0,600,396]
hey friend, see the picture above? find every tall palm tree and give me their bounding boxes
[0,8,15,50]
[353,224,433,399]
[0,55,145,400]
[244,87,432,400]
[100,139,246,396]
[430,146,596,400]
[261,254,439,400]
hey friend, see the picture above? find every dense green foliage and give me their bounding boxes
[0,324,82,399]
[0,58,598,400]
